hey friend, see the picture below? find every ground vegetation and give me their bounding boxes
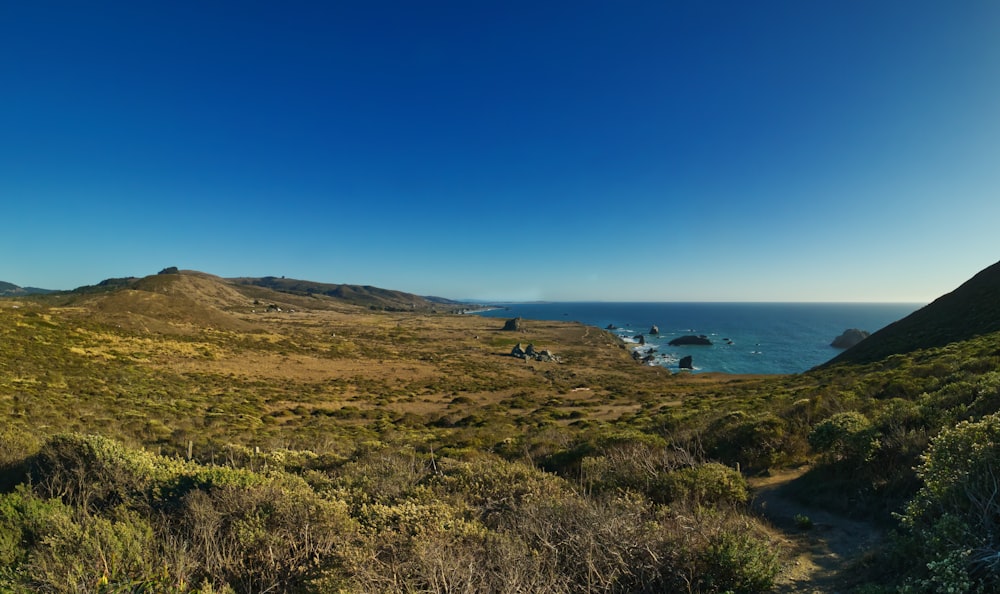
[0,269,998,591]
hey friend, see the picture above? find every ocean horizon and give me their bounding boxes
[472,302,923,374]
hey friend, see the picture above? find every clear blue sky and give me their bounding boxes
[2,1,998,302]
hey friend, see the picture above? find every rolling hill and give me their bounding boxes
[15,269,466,334]
[824,258,1000,366]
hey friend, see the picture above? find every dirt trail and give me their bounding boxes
[750,468,884,593]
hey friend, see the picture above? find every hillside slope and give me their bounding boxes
[63,271,258,333]
[824,259,1000,366]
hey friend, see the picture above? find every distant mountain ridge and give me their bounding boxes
[230,276,458,311]
[0,280,56,296]
[4,269,463,332]
[825,259,1000,366]
[5,269,465,335]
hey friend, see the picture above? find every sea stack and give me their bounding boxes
[831,328,870,349]
[668,335,713,346]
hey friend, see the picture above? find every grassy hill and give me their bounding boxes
[1,263,1000,592]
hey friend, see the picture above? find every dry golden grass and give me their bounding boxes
[0,273,773,457]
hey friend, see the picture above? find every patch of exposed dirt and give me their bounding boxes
[751,468,884,593]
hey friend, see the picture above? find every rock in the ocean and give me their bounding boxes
[636,334,646,345]
[668,335,713,346]
[649,325,659,335]
[679,355,694,369]
[502,317,522,331]
[831,328,870,349]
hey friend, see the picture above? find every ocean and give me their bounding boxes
[473,302,923,374]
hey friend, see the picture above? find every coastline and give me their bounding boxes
[471,302,922,375]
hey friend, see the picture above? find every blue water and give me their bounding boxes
[473,302,922,374]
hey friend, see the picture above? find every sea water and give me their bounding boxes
[473,302,922,374]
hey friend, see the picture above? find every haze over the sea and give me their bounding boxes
[2,2,997,301]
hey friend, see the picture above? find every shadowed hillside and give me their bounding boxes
[823,259,1000,366]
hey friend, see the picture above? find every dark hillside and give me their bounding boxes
[824,259,1000,366]
[66,276,139,295]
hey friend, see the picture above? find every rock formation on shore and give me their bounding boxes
[502,317,522,331]
[510,342,558,362]
[679,355,694,369]
[831,328,870,349]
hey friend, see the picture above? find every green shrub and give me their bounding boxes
[808,411,880,466]
[897,412,1000,593]
[705,412,798,471]
[660,462,748,508]
[0,485,179,593]
[698,528,780,593]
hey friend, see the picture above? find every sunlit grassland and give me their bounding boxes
[0,299,710,458]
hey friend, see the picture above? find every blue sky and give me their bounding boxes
[2,1,998,302]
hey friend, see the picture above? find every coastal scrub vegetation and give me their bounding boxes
[2,269,1000,591]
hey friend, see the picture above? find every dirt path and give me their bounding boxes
[750,468,884,593]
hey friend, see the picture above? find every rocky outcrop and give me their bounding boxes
[668,335,713,346]
[679,355,694,369]
[502,317,522,331]
[649,325,659,335]
[632,349,657,364]
[636,334,646,345]
[511,342,558,362]
[831,328,870,349]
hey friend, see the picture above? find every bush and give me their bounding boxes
[705,412,798,471]
[0,485,178,593]
[808,411,880,466]
[13,434,356,594]
[660,463,749,508]
[898,413,1000,592]
[698,528,780,593]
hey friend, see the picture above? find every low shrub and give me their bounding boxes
[897,413,1000,593]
